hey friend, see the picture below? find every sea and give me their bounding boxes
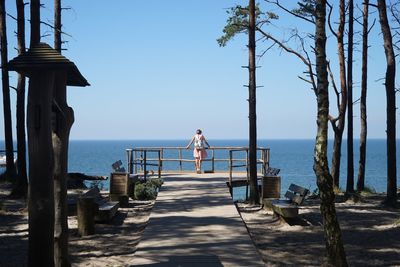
[1,139,398,199]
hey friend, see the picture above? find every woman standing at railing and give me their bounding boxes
[186,129,210,174]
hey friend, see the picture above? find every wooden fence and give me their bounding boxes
[125,146,270,184]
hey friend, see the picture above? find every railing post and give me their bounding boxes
[158,150,161,178]
[143,150,147,182]
[134,150,137,174]
[246,149,249,182]
[160,148,164,171]
[211,148,215,173]
[126,148,133,174]
[179,148,183,171]
[229,150,233,186]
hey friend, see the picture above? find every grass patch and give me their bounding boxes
[359,185,377,196]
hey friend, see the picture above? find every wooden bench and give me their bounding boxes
[271,184,309,219]
[80,186,119,222]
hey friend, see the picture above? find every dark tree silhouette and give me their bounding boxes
[0,0,17,180]
[218,4,269,204]
[327,0,347,189]
[357,0,370,192]
[11,0,28,198]
[53,0,73,266]
[314,0,348,265]
[346,0,355,194]
[247,0,259,204]
[377,0,397,205]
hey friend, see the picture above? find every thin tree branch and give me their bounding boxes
[265,0,315,24]
[327,60,341,113]
[327,2,338,38]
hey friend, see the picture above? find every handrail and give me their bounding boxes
[126,146,270,181]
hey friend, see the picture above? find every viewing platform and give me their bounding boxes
[131,172,265,266]
[125,146,270,186]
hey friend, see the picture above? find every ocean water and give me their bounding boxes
[1,139,398,196]
[68,139,398,195]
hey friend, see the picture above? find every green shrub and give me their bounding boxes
[134,182,157,200]
[149,178,164,188]
[133,178,164,200]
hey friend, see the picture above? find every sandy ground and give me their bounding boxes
[1,181,399,266]
[237,194,400,267]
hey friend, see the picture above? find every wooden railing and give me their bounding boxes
[125,146,270,182]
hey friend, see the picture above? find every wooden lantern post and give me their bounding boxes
[8,42,89,266]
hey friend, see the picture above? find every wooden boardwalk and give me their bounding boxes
[131,173,265,267]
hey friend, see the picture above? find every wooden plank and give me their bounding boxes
[271,201,298,218]
[131,173,265,266]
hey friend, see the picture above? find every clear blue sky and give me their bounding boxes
[0,0,398,140]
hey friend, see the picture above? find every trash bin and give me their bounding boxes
[262,175,281,199]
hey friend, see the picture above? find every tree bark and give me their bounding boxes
[314,1,348,265]
[330,0,347,188]
[346,0,355,193]
[11,0,28,198]
[248,0,259,204]
[357,0,369,192]
[53,73,73,267]
[377,0,397,205]
[0,0,17,179]
[53,1,71,266]
[30,0,40,46]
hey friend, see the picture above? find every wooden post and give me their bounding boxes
[160,148,163,171]
[143,150,147,181]
[77,197,95,236]
[229,150,233,186]
[157,150,161,178]
[134,150,137,174]
[179,148,182,171]
[211,148,215,173]
[27,70,55,267]
[246,149,249,182]
[126,149,133,174]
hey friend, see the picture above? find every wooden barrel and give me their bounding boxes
[110,173,129,195]
[262,175,281,199]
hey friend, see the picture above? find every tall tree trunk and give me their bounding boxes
[30,0,40,46]
[357,0,369,191]
[53,1,72,266]
[11,0,28,198]
[330,0,347,189]
[28,0,55,266]
[314,1,348,265]
[0,0,17,179]
[377,0,397,205]
[53,73,73,267]
[346,0,355,193]
[248,0,259,204]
